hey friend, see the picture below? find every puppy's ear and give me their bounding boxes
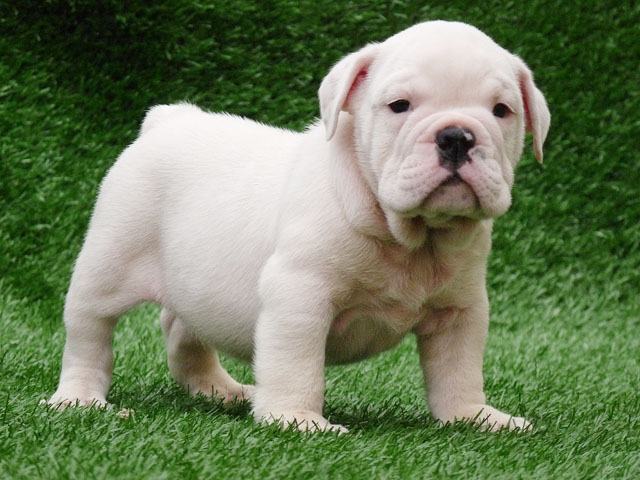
[514,57,551,163]
[318,44,379,141]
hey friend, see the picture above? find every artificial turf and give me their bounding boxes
[1,1,639,478]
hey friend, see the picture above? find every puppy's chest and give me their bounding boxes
[333,246,455,335]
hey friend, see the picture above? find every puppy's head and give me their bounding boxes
[319,21,550,248]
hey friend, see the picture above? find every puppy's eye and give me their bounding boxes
[492,103,511,118]
[388,99,411,113]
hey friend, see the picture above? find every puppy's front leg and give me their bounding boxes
[252,256,346,433]
[417,295,532,432]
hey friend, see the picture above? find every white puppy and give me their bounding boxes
[47,20,550,432]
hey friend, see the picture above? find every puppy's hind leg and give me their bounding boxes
[47,239,154,408]
[47,155,163,409]
[160,309,254,403]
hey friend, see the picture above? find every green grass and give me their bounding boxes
[1,1,639,478]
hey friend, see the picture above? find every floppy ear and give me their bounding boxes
[318,44,379,141]
[515,58,551,163]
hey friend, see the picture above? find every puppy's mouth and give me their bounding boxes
[380,144,510,229]
[421,172,479,218]
[441,172,464,186]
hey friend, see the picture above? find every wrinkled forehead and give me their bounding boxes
[369,22,518,100]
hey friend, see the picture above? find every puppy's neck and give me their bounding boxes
[326,117,394,242]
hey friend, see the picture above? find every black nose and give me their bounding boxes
[435,126,476,170]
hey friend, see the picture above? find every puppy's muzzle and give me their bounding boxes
[436,126,476,171]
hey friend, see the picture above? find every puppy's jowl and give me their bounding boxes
[47,21,549,432]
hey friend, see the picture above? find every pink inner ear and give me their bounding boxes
[345,70,368,109]
[520,79,533,133]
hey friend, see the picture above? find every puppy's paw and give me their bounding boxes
[185,378,255,404]
[436,404,532,432]
[42,390,109,410]
[258,411,348,434]
[216,383,255,404]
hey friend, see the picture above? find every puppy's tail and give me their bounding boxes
[139,102,201,136]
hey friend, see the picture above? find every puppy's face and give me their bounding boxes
[320,21,550,247]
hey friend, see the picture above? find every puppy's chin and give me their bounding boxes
[422,179,479,218]
[384,210,482,253]
[384,209,482,251]
[381,168,511,248]
[421,170,513,223]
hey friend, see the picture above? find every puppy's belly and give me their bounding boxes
[325,316,409,365]
[160,213,272,362]
[173,300,260,362]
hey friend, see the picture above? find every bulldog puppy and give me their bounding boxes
[47,20,550,433]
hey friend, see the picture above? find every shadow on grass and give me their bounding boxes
[103,381,539,438]
[107,381,252,418]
